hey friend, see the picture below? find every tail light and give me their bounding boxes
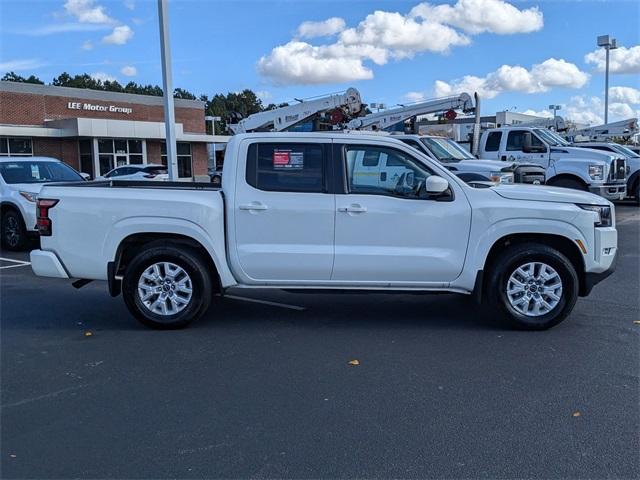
[36,198,59,236]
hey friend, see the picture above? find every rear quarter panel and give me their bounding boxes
[39,186,235,285]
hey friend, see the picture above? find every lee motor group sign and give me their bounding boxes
[67,101,133,115]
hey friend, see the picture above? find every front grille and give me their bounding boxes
[515,166,546,184]
[610,158,627,181]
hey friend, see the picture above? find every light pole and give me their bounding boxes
[549,104,561,129]
[158,0,178,181]
[597,35,618,125]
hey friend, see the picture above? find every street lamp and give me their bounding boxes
[597,35,618,125]
[549,104,561,129]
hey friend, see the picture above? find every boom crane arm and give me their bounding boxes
[346,93,475,131]
[228,88,363,134]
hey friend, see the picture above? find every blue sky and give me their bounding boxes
[0,0,638,125]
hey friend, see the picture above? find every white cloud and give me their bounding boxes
[297,17,346,38]
[584,45,640,74]
[339,10,470,58]
[404,91,426,103]
[12,23,111,36]
[556,95,639,125]
[102,25,134,45]
[91,71,116,82]
[124,0,135,11]
[609,86,640,105]
[433,58,589,99]
[0,58,46,71]
[64,0,114,24]
[120,65,137,76]
[255,90,272,102]
[257,41,374,85]
[410,0,543,35]
[81,40,93,50]
[258,0,541,85]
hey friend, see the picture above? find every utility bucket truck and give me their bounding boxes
[228,88,363,134]
[347,93,546,185]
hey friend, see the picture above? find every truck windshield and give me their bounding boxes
[610,143,640,158]
[0,161,83,184]
[420,137,474,163]
[534,128,570,146]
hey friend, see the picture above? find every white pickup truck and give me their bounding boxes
[31,133,618,330]
[478,127,627,200]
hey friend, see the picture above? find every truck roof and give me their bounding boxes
[0,156,61,163]
[230,131,409,145]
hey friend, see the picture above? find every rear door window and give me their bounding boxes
[484,132,502,152]
[246,143,326,193]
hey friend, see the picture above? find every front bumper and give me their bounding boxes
[30,250,69,278]
[582,251,617,296]
[580,227,617,296]
[589,183,626,201]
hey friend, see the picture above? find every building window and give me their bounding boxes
[78,139,94,178]
[97,139,145,175]
[161,142,192,178]
[0,137,33,156]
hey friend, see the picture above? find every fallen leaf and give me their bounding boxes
[84,331,93,337]
[572,411,581,417]
[348,359,360,366]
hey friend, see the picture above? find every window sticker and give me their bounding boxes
[31,165,41,179]
[273,149,304,169]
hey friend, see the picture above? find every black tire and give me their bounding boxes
[1,209,27,251]
[486,243,579,330]
[549,177,587,191]
[122,244,213,329]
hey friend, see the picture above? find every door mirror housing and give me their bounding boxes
[80,172,91,181]
[425,175,449,195]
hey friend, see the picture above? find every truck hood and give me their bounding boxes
[550,146,616,163]
[492,184,608,205]
[457,159,512,171]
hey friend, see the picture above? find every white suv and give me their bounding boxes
[97,164,169,181]
[0,156,85,250]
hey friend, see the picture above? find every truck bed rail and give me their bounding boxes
[44,180,220,191]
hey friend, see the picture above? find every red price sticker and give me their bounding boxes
[273,151,290,166]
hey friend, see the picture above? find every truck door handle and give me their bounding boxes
[338,204,367,213]
[380,172,387,181]
[239,202,268,211]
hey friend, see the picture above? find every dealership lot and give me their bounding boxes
[1,206,638,478]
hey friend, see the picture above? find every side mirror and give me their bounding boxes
[425,175,449,195]
[80,172,91,181]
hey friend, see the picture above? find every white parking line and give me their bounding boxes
[0,257,31,270]
[221,294,306,311]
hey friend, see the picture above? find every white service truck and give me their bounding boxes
[478,127,627,201]
[31,133,617,331]
[571,142,639,204]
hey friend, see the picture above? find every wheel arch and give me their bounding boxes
[110,232,222,297]
[482,232,589,296]
[546,173,589,189]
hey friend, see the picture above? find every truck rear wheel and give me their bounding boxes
[122,245,213,329]
[487,243,579,330]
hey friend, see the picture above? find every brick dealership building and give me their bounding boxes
[0,81,227,179]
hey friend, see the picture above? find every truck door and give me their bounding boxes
[482,131,503,161]
[333,142,472,284]
[232,139,335,283]
[504,130,549,167]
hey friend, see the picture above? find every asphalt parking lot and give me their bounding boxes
[1,205,639,479]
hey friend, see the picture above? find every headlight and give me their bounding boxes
[490,172,514,183]
[577,204,612,227]
[19,191,37,202]
[588,164,604,180]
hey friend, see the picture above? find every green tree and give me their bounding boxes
[1,72,44,84]
[173,88,196,100]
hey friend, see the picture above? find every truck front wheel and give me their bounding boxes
[548,177,587,191]
[122,245,213,329]
[487,243,579,330]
